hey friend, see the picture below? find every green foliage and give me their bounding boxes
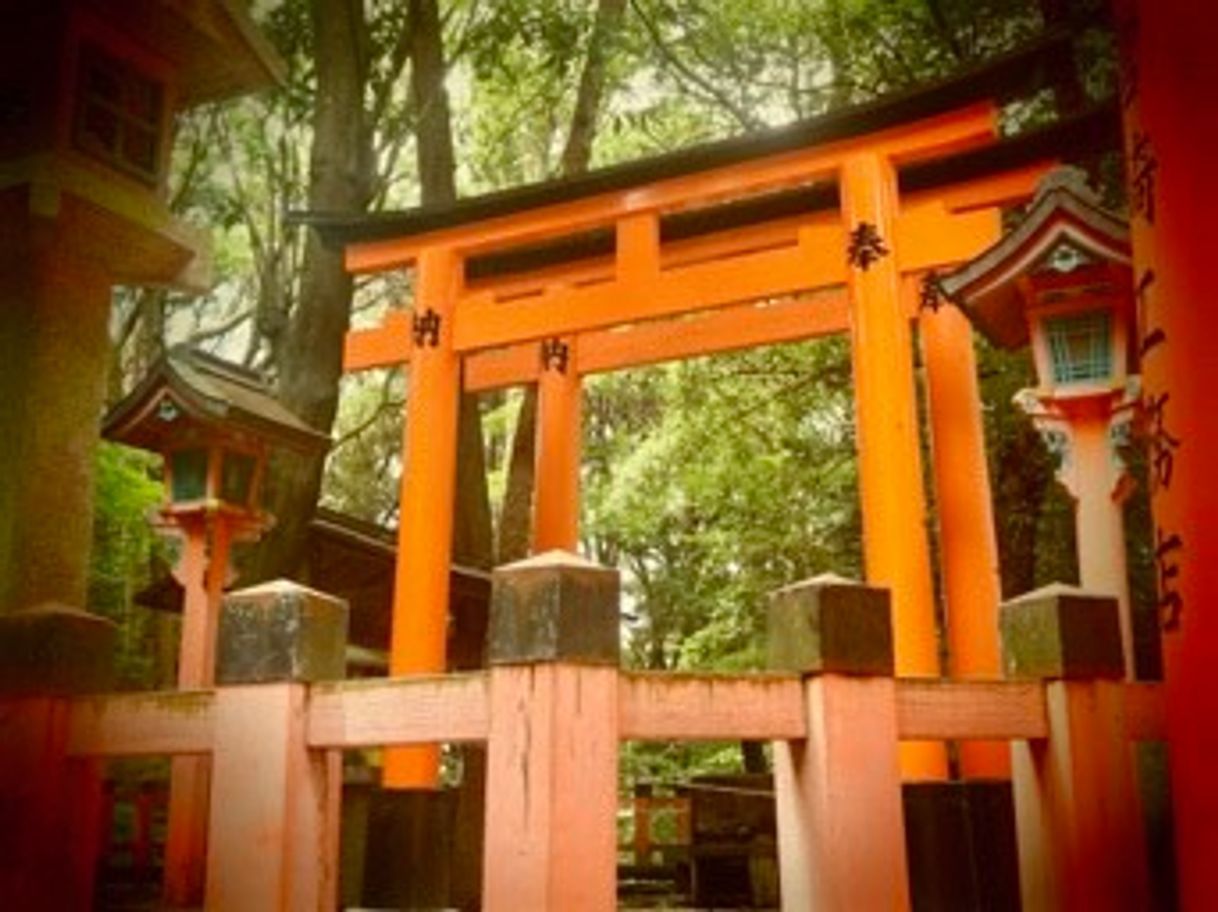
[584,337,861,672]
[88,443,167,690]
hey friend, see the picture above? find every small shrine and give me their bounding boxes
[103,345,327,904]
[941,168,1141,676]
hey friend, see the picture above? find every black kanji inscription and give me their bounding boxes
[847,221,889,271]
[412,308,442,347]
[540,338,570,374]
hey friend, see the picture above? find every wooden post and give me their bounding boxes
[0,606,116,911]
[633,789,653,866]
[1001,584,1149,910]
[534,335,582,553]
[920,299,1009,777]
[768,575,910,911]
[840,152,945,778]
[386,246,463,789]
[483,552,621,911]
[204,581,348,911]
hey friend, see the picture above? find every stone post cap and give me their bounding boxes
[767,574,893,676]
[216,579,349,685]
[489,550,620,665]
[0,604,116,695]
[1000,583,1124,680]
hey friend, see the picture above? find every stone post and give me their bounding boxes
[203,581,347,912]
[1001,584,1149,911]
[0,605,116,911]
[482,551,620,911]
[768,574,910,911]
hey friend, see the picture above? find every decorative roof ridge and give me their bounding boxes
[289,30,1077,247]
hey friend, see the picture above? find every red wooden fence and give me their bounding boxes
[1,556,1161,910]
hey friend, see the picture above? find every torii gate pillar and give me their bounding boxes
[385,246,462,788]
[842,152,946,779]
[534,336,582,553]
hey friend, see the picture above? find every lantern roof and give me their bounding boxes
[102,346,330,454]
[75,0,286,106]
[939,167,1133,349]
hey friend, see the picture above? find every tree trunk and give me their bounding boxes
[495,0,628,564]
[248,0,372,582]
[409,0,495,571]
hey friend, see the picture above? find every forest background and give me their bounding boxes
[91,0,1155,784]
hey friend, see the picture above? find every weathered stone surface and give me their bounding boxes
[767,574,893,675]
[216,580,348,684]
[1000,583,1124,680]
[0,604,116,694]
[489,550,620,665]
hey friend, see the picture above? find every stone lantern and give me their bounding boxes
[103,345,328,903]
[940,168,1140,677]
[0,0,283,618]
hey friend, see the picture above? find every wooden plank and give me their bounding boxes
[1011,680,1149,911]
[896,203,1002,273]
[465,343,540,390]
[66,690,215,758]
[1123,681,1166,741]
[352,289,850,389]
[306,673,489,749]
[907,160,1052,213]
[343,309,413,372]
[484,665,619,912]
[454,241,828,352]
[774,675,909,911]
[576,290,848,377]
[619,673,805,741]
[205,683,336,911]
[895,679,1047,741]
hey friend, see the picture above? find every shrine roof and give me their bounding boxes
[102,346,329,454]
[294,31,1115,252]
[940,167,1132,348]
[78,0,285,106]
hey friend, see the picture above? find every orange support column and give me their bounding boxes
[841,152,946,778]
[385,246,462,789]
[534,335,582,553]
[164,514,232,906]
[1115,1,1218,903]
[920,298,1010,777]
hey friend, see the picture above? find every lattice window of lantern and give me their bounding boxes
[1044,310,1112,385]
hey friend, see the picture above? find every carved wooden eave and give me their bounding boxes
[78,0,286,105]
[102,346,330,455]
[939,168,1133,350]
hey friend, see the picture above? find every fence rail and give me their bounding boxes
[63,674,1165,760]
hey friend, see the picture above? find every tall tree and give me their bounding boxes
[250,0,375,580]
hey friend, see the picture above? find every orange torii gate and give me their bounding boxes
[310,37,1111,788]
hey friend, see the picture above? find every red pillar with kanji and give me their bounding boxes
[1115,1,1218,904]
